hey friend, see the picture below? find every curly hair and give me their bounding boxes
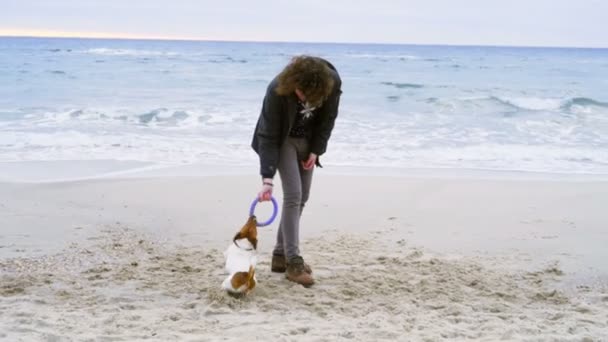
[275,55,335,107]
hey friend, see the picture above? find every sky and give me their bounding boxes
[1,0,607,48]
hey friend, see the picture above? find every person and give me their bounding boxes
[251,55,342,287]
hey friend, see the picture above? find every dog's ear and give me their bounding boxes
[234,216,258,248]
[245,216,258,249]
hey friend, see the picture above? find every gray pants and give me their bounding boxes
[274,137,313,259]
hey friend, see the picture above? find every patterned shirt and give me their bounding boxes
[289,101,317,138]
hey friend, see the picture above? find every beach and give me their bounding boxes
[1,166,607,341]
[2,37,608,341]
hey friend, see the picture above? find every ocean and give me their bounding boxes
[1,37,607,175]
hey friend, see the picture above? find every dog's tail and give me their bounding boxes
[246,265,256,290]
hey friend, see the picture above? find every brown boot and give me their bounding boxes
[286,256,314,287]
[271,254,287,273]
[271,254,312,274]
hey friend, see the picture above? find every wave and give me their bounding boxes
[138,108,190,124]
[209,57,248,64]
[428,96,608,114]
[500,96,608,112]
[423,58,447,62]
[347,54,420,60]
[381,82,424,89]
[2,107,254,130]
[561,97,608,111]
[490,96,563,111]
[64,108,195,125]
[82,48,179,57]
[47,48,73,53]
[345,54,457,63]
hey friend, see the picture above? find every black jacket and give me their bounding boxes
[251,59,342,179]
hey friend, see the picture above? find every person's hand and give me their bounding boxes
[301,153,317,170]
[258,178,273,201]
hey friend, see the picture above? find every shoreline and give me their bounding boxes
[1,159,608,184]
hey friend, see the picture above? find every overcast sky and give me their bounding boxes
[1,0,607,47]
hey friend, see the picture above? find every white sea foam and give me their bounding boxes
[501,97,564,111]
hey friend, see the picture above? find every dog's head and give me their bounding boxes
[233,215,258,250]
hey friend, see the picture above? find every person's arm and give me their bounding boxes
[255,82,284,180]
[310,77,342,156]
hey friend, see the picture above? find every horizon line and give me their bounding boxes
[0,33,606,50]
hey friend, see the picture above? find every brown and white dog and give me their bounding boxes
[222,216,258,296]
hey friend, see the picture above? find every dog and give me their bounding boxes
[222,215,258,296]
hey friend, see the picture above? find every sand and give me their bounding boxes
[1,170,607,341]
